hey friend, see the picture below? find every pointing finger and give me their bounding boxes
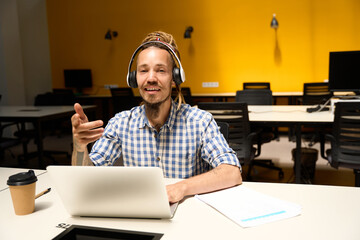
[74,103,87,121]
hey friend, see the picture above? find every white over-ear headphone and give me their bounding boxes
[126,40,185,88]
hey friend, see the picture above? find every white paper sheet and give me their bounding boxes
[195,185,302,228]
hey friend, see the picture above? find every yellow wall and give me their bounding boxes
[46,0,360,94]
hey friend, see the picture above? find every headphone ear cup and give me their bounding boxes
[128,71,138,88]
[172,67,182,85]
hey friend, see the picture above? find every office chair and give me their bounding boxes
[321,102,360,187]
[34,90,75,136]
[296,82,333,146]
[110,88,139,114]
[0,95,29,162]
[236,89,273,105]
[52,88,76,106]
[302,82,332,105]
[217,122,229,142]
[243,82,271,90]
[198,102,257,167]
[171,87,194,106]
[235,89,284,180]
[0,120,27,161]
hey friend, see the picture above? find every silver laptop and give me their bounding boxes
[47,166,178,219]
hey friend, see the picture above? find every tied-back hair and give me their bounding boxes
[140,31,185,109]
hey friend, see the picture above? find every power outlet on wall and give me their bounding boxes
[202,82,219,88]
[104,84,119,89]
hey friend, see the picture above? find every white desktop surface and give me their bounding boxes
[191,92,303,97]
[1,168,360,240]
[248,105,334,123]
[0,105,94,119]
[0,168,46,191]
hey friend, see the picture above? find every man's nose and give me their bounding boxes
[147,70,157,82]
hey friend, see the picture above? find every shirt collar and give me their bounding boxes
[165,100,178,131]
[138,100,178,131]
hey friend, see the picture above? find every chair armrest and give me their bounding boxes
[325,134,336,146]
[320,134,336,159]
[1,122,18,130]
[247,132,259,157]
[246,132,257,144]
[249,129,263,157]
[0,122,20,136]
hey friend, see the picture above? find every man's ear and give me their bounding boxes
[171,81,176,87]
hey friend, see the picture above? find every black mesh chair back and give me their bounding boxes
[52,89,75,105]
[110,88,138,114]
[198,102,256,165]
[34,92,57,106]
[322,102,360,186]
[235,89,274,143]
[328,102,360,167]
[235,89,284,180]
[303,82,332,105]
[243,82,270,90]
[217,122,229,142]
[235,89,273,105]
[34,90,75,106]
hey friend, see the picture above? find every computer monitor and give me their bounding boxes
[64,69,92,94]
[328,51,360,95]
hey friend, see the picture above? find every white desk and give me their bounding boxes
[191,92,303,97]
[248,105,333,123]
[0,167,46,191]
[1,168,359,240]
[0,105,96,168]
[191,92,303,104]
[248,105,333,183]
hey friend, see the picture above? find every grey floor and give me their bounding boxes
[0,132,355,187]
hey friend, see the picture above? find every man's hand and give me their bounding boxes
[166,182,187,203]
[71,103,104,152]
[165,164,242,203]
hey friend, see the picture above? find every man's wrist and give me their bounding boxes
[73,140,87,152]
[175,180,189,197]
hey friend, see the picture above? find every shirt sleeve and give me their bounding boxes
[200,117,242,170]
[89,117,122,166]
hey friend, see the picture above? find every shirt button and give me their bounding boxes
[156,157,160,161]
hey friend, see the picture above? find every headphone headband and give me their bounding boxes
[126,40,185,88]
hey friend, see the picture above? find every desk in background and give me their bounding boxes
[76,91,303,120]
[0,105,96,168]
[191,92,303,104]
[0,168,359,240]
[248,105,333,184]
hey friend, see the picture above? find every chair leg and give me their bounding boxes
[354,170,360,187]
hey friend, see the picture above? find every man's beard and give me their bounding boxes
[143,91,171,119]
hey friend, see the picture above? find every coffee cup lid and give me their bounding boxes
[7,170,38,186]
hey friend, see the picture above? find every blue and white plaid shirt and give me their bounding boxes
[89,100,241,178]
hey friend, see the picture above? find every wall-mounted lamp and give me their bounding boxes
[270,14,279,29]
[105,29,118,40]
[184,26,194,39]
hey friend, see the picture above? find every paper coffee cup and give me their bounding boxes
[7,170,38,215]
